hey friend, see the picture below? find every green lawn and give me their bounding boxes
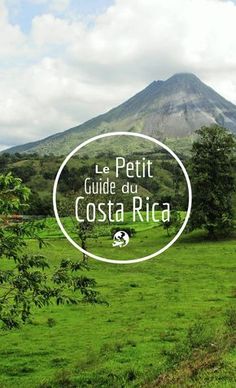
[0,225,236,387]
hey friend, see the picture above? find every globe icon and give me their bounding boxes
[112,231,130,248]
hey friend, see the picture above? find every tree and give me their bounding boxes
[27,191,54,216]
[11,165,36,182]
[190,125,235,238]
[0,173,100,329]
[162,210,181,237]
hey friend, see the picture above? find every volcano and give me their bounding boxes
[6,73,236,155]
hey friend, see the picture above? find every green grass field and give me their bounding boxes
[0,220,236,387]
[37,213,178,261]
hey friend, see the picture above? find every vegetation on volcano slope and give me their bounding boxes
[0,150,188,217]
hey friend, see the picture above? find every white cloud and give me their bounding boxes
[1,0,236,149]
[31,14,84,46]
[0,2,27,59]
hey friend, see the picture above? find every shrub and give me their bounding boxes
[47,318,56,328]
[110,227,136,238]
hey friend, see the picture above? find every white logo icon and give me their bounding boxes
[112,231,129,248]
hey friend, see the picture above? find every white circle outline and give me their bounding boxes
[53,132,192,264]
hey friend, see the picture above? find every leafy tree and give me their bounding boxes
[0,173,100,329]
[190,125,235,238]
[11,165,36,182]
[162,210,181,236]
[0,154,11,172]
[27,192,54,216]
[69,194,95,262]
[75,218,93,262]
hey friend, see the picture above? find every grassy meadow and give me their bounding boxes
[1,145,236,387]
[0,217,236,387]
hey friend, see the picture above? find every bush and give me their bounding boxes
[11,165,36,182]
[110,227,136,238]
[47,318,56,328]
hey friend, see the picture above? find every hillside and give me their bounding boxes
[5,73,236,155]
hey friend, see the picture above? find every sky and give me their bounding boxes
[1,0,236,150]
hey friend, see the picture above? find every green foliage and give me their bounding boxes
[161,210,181,236]
[110,226,136,238]
[0,151,186,217]
[0,172,30,214]
[27,192,54,216]
[0,173,100,329]
[11,165,36,182]
[190,125,236,238]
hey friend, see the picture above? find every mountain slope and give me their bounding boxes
[6,73,236,155]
